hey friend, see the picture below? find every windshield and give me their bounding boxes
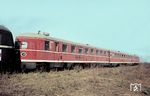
[0,30,14,46]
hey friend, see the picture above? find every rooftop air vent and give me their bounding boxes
[37,31,49,36]
[43,32,49,36]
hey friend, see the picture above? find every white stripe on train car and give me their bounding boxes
[21,59,138,64]
[0,45,13,48]
[109,62,138,63]
[21,59,109,63]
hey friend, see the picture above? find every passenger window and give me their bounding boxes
[96,50,99,55]
[22,42,28,49]
[62,44,67,52]
[91,49,94,54]
[71,45,75,53]
[104,51,106,54]
[78,48,82,54]
[100,50,103,55]
[45,41,49,50]
[85,48,88,54]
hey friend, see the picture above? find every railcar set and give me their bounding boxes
[0,25,140,72]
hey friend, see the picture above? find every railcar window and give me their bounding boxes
[111,53,115,57]
[71,45,75,53]
[0,31,14,46]
[62,44,67,52]
[78,48,82,54]
[45,41,49,50]
[119,54,121,57]
[104,51,106,55]
[114,53,117,57]
[85,48,88,54]
[96,50,99,55]
[117,54,119,57]
[22,42,28,49]
[100,50,103,55]
[91,49,94,54]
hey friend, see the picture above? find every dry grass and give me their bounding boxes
[0,64,150,96]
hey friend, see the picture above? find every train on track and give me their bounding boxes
[0,25,140,72]
[0,25,20,73]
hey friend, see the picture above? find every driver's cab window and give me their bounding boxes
[21,42,28,49]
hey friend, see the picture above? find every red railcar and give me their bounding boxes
[15,32,139,70]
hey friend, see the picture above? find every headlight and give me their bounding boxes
[21,52,27,57]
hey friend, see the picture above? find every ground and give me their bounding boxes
[0,64,150,96]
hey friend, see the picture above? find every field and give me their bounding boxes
[0,64,150,96]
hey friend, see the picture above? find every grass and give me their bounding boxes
[0,64,150,96]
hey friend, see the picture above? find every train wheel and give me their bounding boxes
[22,65,28,73]
[90,63,98,68]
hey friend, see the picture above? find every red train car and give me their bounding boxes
[15,32,139,70]
[109,51,139,65]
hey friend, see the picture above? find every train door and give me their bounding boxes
[54,42,60,61]
[55,42,59,52]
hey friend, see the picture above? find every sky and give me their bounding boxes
[0,0,150,62]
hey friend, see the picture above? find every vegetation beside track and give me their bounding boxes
[0,64,150,96]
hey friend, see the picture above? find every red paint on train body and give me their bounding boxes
[15,32,139,69]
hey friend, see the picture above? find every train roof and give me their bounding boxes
[17,32,138,57]
[0,25,10,32]
[18,32,109,50]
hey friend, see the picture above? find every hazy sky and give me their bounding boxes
[0,0,150,61]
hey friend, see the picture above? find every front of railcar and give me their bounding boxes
[0,25,20,73]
